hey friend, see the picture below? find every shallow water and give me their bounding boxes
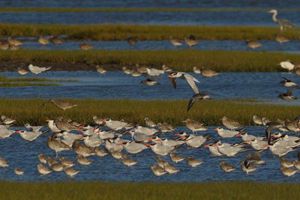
[0,126,299,182]
[12,40,300,53]
[0,71,299,105]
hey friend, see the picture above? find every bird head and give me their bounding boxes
[268,9,277,14]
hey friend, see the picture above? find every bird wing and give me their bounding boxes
[183,73,200,94]
[278,18,294,27]
[187,96,196,112]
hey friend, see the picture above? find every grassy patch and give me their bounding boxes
[0,7,300,13]
[0,181,299,200]
[0,23,299,40]
[0,99,299,126]
[0,50,299,72]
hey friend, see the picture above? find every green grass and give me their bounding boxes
[0,23,298,40]
[0,7,300,13]
[1,99,299,126]
[1,50,299,72]
[0,181,299,200]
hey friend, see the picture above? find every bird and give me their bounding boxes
[280,166,297,177]
[221,116,242,130]
[38,36,49,45]
[0,125,15,139]
[241,159,257,174]
[279,61,295,72]
[1,115,15,125]
[280,77,299,88]
[278,90,297,101]
[127,36,138,46]
[269,9,294,31]
[15,129,44,142]
[185,35,198,47]
[186,157,202,167]
[219,161,235,172]
[200,69,219,78]
[37,163,52,175]
[14,168,24,176]
[144,117,156,128]
[170,152,185,163]
[28,64,51,74]
[246,40,262,49]
[64,167,79,177]
[151,163,166,176]
[275,35,289,43]
[215,127,239,138]
[96,65,107,74]
[77,155,92,165]
[182,119,207,132]
[0,157,9,168]
[146,68,165,77]
[187,92,211,112]
[193,66,201,74]
[17,67,29,75]
[79,43,93,50]
[169,37,183,47]
[141,78,159,86]
[168,72,200,93]
[176,132,207,148]
[50,99,78,111]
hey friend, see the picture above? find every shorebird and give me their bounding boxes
[79,43,93,50]
[77,155,92,165]
[28,64,51,74]
[50,99,78,111]
[247,152,265,165]
[193,66,201,74]
[219,161,235,172]
[151,163,166,176]
[280,157,294,168]
[122,66,132,75]
[215,127,239,138]
[205,142,223,156]
[249,137,269,151]
[183,119,207,132]
[50,36,63,45]
[221,116,242,130]
[168,72,200,93]
[83,134,102,148]
[72,140,95,157]
[51,163,64,172]
[64,167,79,177]
[241,159,257,174]
[141,78,159,86]
[187,92,211,111]
[121,154,137,167]
[144,117,156,128]
[38,154,48,164]
[169,37,183,47]
[269,9,294,31]
[1,115,15,125]
[280,166,297,177]
[96,65,107,74]
[38,36,49,45]
[150,142,174,156]
[7,37,22,47]
[14,168,24,176]
[185,35,198,47]
[275,35,289,43]
[95,147,108,157]
[200,68,219,78]
[60,157,74,168]
[187,157,202,167]
[132,125,158,136]
[17,67,29,75]
[48,136,70,157]
[237,131,257,142]
[157,122,174,133]
[265,121,283,145]
[246,40,262,49]
[127,36,138,46]
[278,90,297,100]
[279,60,294,72]
[170,152,185,163]
[100,118,130,131]
[37,163,52,175]
[252,115,270,126]
[280,77,298,88]
[0,157,8,168]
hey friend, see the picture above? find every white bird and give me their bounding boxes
[60,131,83,147]
[28,64,51,74]
[168,72,200,94]
[215,127,239,138]
[150,143,174,156]
[15,129,44,142]
[131,126,158,136]
[0,125,14,139]
[177,132,206,148]
[103,119,130,131]
[83,134,102,148]
[206,143,223,156]
[249,137,269,151]
[124,141,148,154]
[269,9,294,31]
[279,61,295,72]
[216,142,244,157]
[0,157,8,167]
[146,68,164,77]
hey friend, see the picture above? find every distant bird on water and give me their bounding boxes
[28,64,51,74]
[246,40,262,49]
[279,60,295,72]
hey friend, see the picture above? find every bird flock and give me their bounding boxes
[1,113,300,178]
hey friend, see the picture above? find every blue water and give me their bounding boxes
[0,0,299,8]
[0,71,299,105]
[0,126,299,182]
[0,11,297,26]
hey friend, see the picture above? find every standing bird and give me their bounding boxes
[269,9,294,31]
[278,90,297,101]
[169,37,183,47]
[280,77,299,88]
[185,34,198,47]
[246,40,262,49]
[221,116,242,130]
[28,64,51,74]
[275,35,289,43]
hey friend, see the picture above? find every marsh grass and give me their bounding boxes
[1,7,300,13]
[1,99,299,126]
[0,181,299,200]
[0,23,299,40]
[1,50,299,72]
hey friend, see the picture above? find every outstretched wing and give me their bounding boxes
[169,77,177,89]
[183,73,200,94]
[187,96,196,112]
